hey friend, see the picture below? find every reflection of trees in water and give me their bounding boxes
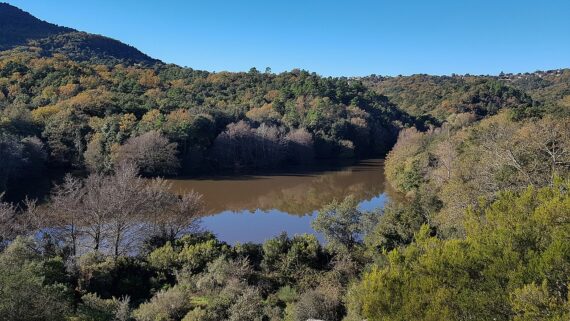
[257,177,380,216]
[169,159,388,216]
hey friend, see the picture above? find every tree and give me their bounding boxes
[105,163,149,257]
[0,197,18,247]
[227,287,264,321]
[0,195,41,249]
[211,121,256,168]
[114,130,179,176]
[48,175,84,256]
[43,109,88,167]
[430,125,457,184]
[0,132,24,192]
[146,179,203,242]
[0,237,72,321]
[349,181,570,321]
[76,293,131,321]
[312,196,365,253]
[285,128,314,164]
[132,285,191,321]
[293,288,343,321]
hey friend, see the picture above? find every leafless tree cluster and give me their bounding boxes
[429,125,458,185]
[45,163,203,257]
[0,194,39,249]
[474,116,570,192]
[432,116,570,236]
[114,130,180,176]
[211,121,314,168]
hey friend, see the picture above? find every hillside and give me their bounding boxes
[0,2,158,65]
[0,3,569,321]
[362,69,570,122]
[362,74,541,121]
[0,3,555,191]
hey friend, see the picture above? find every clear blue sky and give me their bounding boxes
[5,0,570,76]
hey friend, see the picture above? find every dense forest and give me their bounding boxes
[0,38,414,197]
[1,3,569,321]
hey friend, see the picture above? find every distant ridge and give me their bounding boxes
[0,2,159,65]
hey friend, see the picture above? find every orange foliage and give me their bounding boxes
[31,105,62,123]
[169,79,186,89]
[139,70,160,88]
[166,109,192,123]
[119,113,137,133]
[264,90,280,102]
[58,83,80,98]
[246,103,280,123]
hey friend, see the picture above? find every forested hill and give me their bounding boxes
[362,70,570,121]
[1,4,570,321]
[0,3,158,65]
[0,4,416,195]
[0,3,559,196]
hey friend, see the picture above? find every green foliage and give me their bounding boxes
[132,285,191,321]
[0,131,46,192]
[348,182,570,321]
[148,234,228,274]
[77,254,155,305]
[76,293,131,321]
[365,189,438,252]
[261,233,325,286]
[0,237,72,321]
[2,6,570,321]
[0,41,410,175]
[312,196,366,253]
[364,74,536,120]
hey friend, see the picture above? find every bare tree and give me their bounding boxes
[106,163,148,257]
[524,117,570,185]
[49,175,84,256]
[254,123,285,167]
[212,121,299,168]
[0,194,43,249]
[78,163,153,257]
[0,195,17,248]
[81,172,114,252]
[285,128,314,164]
[212,121,256,168]
[114,130,180,176]
[45,163,205,257]
[163,191,203,239]
[144,178,203,242]
[430,125,457,184]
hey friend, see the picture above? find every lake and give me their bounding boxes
[166,159,391,244]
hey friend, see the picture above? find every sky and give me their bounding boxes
[4,0,570,76]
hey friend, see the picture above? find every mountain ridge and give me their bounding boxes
[0,2,159,65]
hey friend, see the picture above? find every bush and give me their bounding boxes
[348,182,570,321]
[133,285,191,321]
[0,238,72,321]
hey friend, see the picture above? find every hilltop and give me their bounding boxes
[0,2,158,65]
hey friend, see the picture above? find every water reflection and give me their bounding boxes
[166,159,392,243]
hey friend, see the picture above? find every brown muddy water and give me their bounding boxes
[166,159,393,244]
